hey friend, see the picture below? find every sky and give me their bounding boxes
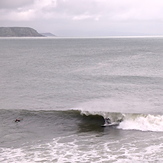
[1,0,163,37]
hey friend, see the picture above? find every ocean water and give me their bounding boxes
[0,37,163,162]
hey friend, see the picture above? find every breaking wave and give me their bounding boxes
[1,108,163,133]
[75,108,163,132]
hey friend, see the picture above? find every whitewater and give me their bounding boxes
[0,37,163,162]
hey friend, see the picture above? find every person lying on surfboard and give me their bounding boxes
[15,119,21,122]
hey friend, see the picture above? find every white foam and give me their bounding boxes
[119,114,163,132]
[1,133,163,163]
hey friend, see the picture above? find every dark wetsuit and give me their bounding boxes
[105,118,111,124]
[15,119,21,122]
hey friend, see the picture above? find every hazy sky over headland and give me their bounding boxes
[1,0,163,37]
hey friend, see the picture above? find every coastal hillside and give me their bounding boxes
[0,27,43,37]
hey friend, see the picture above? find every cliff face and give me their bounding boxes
[0,27,43,37]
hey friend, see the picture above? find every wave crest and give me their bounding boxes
[74,108,163,132]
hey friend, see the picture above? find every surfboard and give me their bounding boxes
[101,122,120,127]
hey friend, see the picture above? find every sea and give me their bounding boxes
[0,37,163,163]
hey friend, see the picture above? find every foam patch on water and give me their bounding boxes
[1,134,163,163]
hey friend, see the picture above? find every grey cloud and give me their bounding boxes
[56,0,98,14]
[54,0,163,22]
[0,0,34,9]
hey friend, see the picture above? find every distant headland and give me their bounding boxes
[0,27,55,37]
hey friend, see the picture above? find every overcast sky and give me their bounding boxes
[1,0,163,37]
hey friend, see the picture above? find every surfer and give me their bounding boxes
[102,117,123,127]
[104,118,111,124]
[15,119,21,122]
